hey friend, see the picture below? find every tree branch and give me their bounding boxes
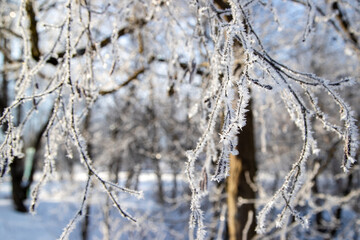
[331,2,359,48]
[291,0,360,52]
[46,19,147,66]
[99,55,208,96]
[98,67,146,95]
[0,27,22,39]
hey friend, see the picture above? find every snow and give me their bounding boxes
[0,172,189,240]
[0,178,81,240]
[0,201,56,240]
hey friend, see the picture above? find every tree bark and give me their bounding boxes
[10,156,28,212]
[226,101,257,240]
[211,1,258,238]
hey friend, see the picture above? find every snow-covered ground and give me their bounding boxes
[0,180,80,239]
[0,172,190,240]
[2,171,358,240]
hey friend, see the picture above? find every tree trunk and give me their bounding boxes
[153,158,164,204]
[226,101,257,240]
[209,2,258,238]
[10,156,28,212]
[172,167,177,199]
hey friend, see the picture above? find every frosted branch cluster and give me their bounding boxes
[0,0,358,239]
[184,0,358,238]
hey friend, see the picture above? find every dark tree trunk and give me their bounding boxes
[0,36,9,173]
[210,2,258,238]
[9,108,51,213]
[153,158,164,204]
[1,1,46,213]
[10,156,28,212]
[226,101,257,240]
[1,37,27,213]
[9,105,28,212]
[125,168,135,189]
[172,168,177,199]
[0,69,8,134]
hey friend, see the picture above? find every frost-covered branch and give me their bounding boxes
[185,0,358,237]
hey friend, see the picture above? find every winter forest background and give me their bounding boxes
[0,0,359,239]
